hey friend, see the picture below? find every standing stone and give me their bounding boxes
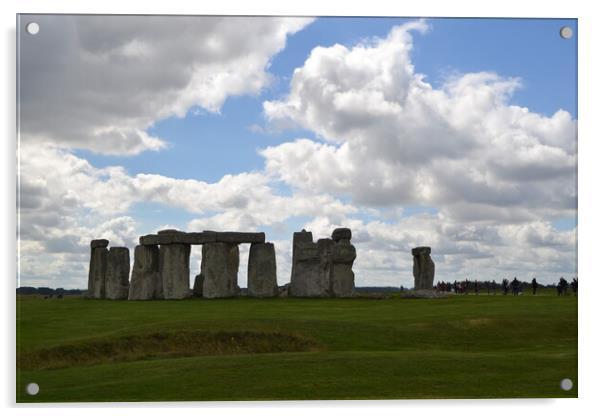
[331,239,356,298]
[160,244,192,299]
[290,241,330,297]
[290,229,313,279]
[105,247,130,300]
[412,246,435,290]
[87,239,109,299]
[201,242,240,298]
[192,274,204,297]
[248,242,277,297]
[129,245,162,300]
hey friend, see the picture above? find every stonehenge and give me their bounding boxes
[87,229,439,300]
[101,230,267,300]
[87,228,362,301]
[412,246,435,290]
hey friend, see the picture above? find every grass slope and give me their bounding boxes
[16,293,577,402]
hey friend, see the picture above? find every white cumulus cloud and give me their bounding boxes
[19,15,313,155]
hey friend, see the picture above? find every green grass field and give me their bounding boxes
[16,291,577,402]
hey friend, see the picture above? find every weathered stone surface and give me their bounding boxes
[247,242,277,297]
[192,274,204,297]
[291,230,313,279]
[412,246,435,290]
[215,232,265,244]
[331,242,356,298]
[290,241,330,297]
[331,228,352,242]
[159,244,192,299]
[188,231,217,244]
[90,239,109,249]
[318,238,335,295]
[140,231,217,246]
[201,242,240,298]
[140,230,267,246]
[105,247,130,300]
[128,245,162,300]
[87,245,108,298]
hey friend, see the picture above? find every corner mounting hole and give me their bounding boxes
[26,382,39,396]
[26,22,40,35]
[560,378,573,391]
[560,26,573,39]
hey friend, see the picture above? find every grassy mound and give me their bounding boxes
[19,330,321,370]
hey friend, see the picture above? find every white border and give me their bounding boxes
[2,1,600,415]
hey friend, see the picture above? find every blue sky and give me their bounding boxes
[19,16,578,287]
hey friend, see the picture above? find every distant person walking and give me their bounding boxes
[502,278,509,295]
[531,278,538,295]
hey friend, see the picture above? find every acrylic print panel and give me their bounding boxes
[16,14,577,402]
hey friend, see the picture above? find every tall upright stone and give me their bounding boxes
[87,239,109,299]
[248,242,277,297]
[105,247,130,300]
[201,242,240,298]
[331,239,356,297]
[412,246,435,290]
[129,245,162,300]
[160,243,192,299]
[290,230,313,279]
[290,240,330,297]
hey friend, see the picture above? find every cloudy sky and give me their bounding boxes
[17,15,577,289]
